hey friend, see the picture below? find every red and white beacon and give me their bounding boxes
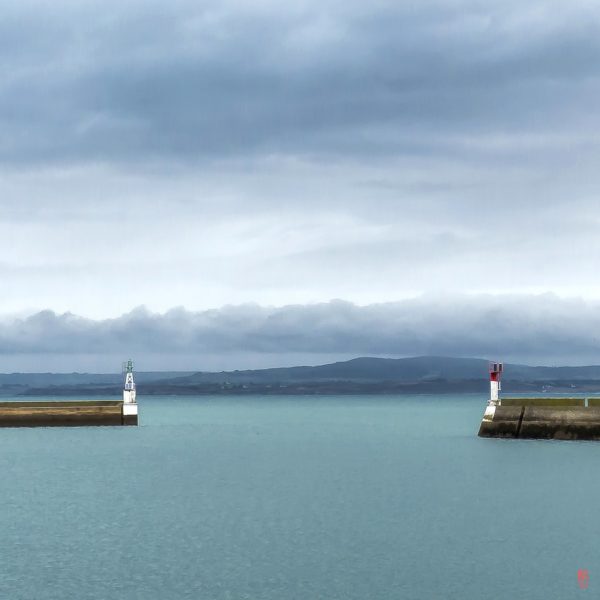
[489,362,503,406]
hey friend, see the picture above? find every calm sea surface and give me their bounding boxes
[0,394,597,599]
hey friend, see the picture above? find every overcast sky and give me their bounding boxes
[2,0,600,370]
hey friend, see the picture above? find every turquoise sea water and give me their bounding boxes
[0,394,597,599]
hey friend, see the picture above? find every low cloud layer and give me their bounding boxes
[2,295,600,371]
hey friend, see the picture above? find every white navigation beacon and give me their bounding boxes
[122,359,138,418]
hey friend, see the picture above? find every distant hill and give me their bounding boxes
[160,356,600,384]
[160,356,493,384]
[8,356,600,396]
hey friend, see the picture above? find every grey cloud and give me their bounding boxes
[2,0,600,165]
[1,2,600,324]
[2,295,600,371]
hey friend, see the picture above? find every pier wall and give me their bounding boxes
[0,401,137,427]
[479,399,600,440]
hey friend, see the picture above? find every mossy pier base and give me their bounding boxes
[0,401,138,427]
[479,398,600,440]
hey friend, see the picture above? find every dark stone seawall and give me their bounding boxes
[0,401,136,427]
[479,400,600,440]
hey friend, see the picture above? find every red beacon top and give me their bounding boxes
[489,362,503,381]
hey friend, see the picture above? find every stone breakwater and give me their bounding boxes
[0,400,137,427]
[479,398,600,440]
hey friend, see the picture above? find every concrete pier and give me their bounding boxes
[0,400,137,427]
[479,398,600,440]
[478,362,600,440]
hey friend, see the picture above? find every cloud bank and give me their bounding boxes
[2,295,600,371]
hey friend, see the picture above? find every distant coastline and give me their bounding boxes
[5,356,600,396]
